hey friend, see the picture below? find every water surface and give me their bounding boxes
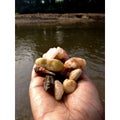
[15,22,105,120]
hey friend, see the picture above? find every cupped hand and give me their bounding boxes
[29,65,104,120]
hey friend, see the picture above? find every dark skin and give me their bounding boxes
[29,65,104,120]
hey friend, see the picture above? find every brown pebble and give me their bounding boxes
[54,80,64,100]
[69,68,82,81]
[63,79,77,94]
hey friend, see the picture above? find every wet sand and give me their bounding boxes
[15,13,104,25]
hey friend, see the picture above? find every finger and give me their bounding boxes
[31,64,39,78]
[77,71,93,90]
[30,64,44,87]
[29,64,54,99]
[29,65,57,118]
[80,71,91,81]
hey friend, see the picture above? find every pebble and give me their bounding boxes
[54,80,64,100]
[63,79,77,94]
[35,57,64,72]
[69,68,82,81]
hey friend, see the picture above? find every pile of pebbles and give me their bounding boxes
[34,47,86,100]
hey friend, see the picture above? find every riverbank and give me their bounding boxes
[15,13,104,25]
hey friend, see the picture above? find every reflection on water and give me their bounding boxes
[15,22,105,120]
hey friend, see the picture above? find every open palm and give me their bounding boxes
[29,66,104,120]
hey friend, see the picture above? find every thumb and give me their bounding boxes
[29,64,51,97]
[29,65,57,119]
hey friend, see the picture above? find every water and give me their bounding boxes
[15,22,105,120]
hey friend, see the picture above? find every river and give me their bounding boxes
[15,22,105,120]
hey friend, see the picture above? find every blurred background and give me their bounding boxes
[15,0,105,14]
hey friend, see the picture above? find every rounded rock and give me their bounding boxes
[63,79,77,94]
[69,68,82,81]
[64,57,86,69]
[35,58,64,72]
[54,80,64,100]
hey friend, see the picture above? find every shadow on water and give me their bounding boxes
[15,22,105,120]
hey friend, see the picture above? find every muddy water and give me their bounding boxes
[15,22,105,120]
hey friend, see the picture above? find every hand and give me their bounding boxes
[29,65,104,120]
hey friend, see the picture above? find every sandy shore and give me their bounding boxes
[15,13,104,25]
